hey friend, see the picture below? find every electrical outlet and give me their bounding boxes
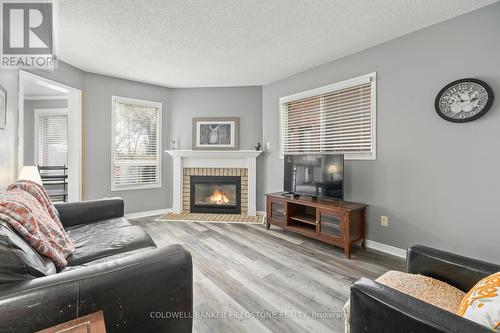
[380,216,389,227]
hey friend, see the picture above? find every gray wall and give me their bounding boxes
[23,99,68,166]
[169,86,264,215]
[26,65,173,213]
[84,73,171,213]
[26,68,264,213]
[4,3,499,262]
[169,87,262,150]
[261,3,500,263]
[0,70,19,190]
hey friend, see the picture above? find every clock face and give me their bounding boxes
[435,79,494,123]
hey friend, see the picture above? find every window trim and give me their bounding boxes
[111,96,163,191]
[279,72,376,160]
[34,108,69,166]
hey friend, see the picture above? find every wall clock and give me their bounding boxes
[435,78,494,123]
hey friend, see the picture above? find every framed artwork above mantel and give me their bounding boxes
[192,117,239,150]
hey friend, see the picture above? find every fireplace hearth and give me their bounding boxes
[190,176,241,214]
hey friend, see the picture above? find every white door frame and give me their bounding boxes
[18,70,83,202]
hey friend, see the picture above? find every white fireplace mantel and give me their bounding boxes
[166,150,262,215]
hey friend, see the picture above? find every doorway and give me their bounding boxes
[18,71,82,202]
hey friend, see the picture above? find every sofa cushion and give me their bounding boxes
[0,221,56,283]
[55,198,125,228]
[376,270,465,313]
[65,217,156,266]
[65,216,132,232]
[60,248,156,272]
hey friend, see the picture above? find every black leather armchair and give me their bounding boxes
[0,198,193,333]
[350,245,500,333]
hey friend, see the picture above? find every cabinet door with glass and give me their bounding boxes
[266,197,286,228]
[318,208,344,241]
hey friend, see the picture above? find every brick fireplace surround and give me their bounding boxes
[183,167,248,214]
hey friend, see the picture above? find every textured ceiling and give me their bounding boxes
[57,0,497,87]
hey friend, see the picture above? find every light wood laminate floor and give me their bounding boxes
[132,217,405,333]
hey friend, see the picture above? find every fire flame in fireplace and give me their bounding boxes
[207,190,230,205]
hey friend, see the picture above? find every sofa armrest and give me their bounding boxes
[55,198,125,228]
[350,277,490,333]
[407,245,500,291]
[0,245,192,333]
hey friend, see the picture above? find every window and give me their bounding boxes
[279,73,376,160]
[111,96,162,191]
[35,109,68,167]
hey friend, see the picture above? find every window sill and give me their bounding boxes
[111,183,162,192]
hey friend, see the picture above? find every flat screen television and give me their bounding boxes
[284,154,344,200]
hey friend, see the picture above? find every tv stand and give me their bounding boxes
[266,192,367,259]
[282,192,320,200]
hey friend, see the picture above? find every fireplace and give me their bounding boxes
[190,176,241,214]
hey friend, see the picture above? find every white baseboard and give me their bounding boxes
[365,240,406,259]
[126,208,172,219]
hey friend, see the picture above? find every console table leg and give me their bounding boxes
[361,239,366,249]
[265,220,270,230]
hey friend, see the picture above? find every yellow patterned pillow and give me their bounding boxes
[458,272,500,331]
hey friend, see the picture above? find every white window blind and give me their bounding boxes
[111,96,162,190]
[36,111,68,167]
[280,73,376,160]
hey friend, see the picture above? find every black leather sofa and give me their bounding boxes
[0,198,193,333]
[350,245,500,333]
